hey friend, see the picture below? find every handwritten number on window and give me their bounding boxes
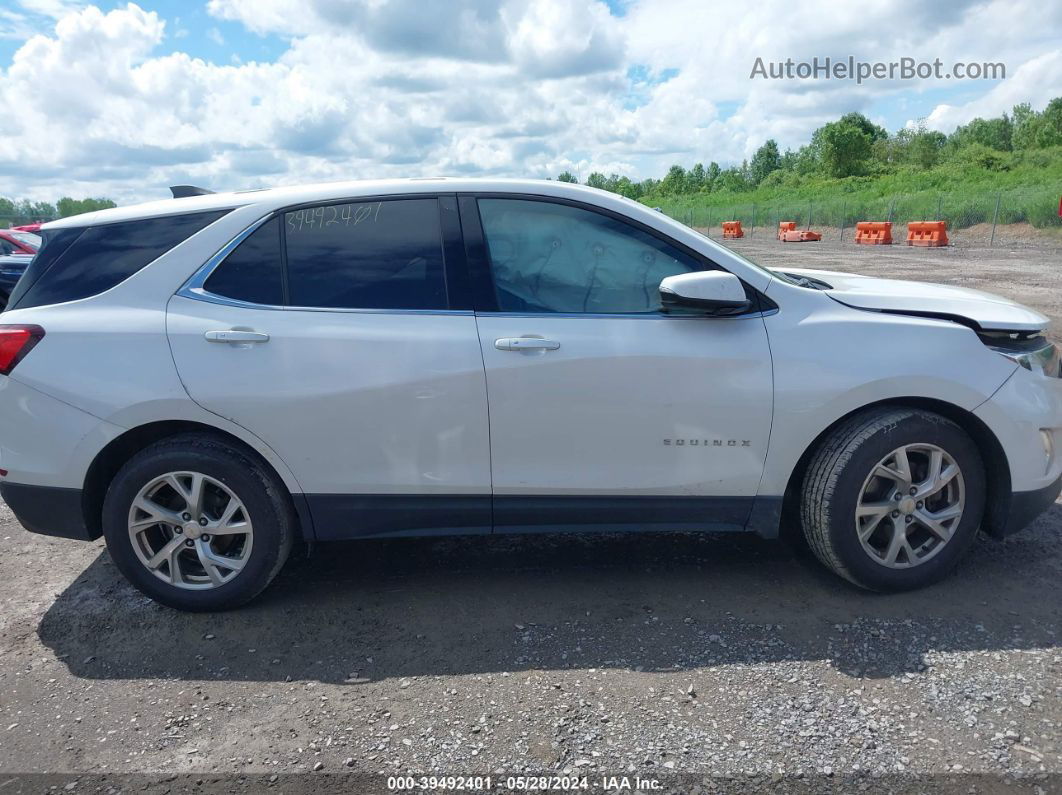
[286,202,383,234]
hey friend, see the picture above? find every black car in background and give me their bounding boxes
[0,254,30,311]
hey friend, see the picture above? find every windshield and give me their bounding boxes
[687,226,803,286]
[9,231,40,249]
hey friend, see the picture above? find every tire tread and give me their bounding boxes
[800,408,967,590]
[104,432,295,611]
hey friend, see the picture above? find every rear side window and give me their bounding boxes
[284,199,447,310]
[203,218,284,306]
[6,227,86,309]
[11,210,230,310]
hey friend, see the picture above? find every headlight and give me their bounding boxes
[983,333,1062,378]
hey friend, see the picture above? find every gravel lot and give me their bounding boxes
[1,240,1060,794]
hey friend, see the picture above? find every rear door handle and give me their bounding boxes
[204,329,270,343]
[494,337,560,351]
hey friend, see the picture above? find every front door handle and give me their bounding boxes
[204,329,270,343]
[494,337,560,351]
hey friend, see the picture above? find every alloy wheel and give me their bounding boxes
[855,444,965,569]
[127,471,253,590]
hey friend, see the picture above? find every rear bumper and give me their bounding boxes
[0,482,96,541]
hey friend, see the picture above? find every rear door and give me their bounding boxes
[167,195,492,539]
[463,195,774,532]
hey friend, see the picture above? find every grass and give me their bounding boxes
[645,147,1062,232]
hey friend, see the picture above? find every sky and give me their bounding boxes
[0,0,1060,205]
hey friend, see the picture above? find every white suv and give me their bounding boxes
[0,179,1059,610]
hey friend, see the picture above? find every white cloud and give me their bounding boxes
[922,51,1062,132]
[0,0,1059,204]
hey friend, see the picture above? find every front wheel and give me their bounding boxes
[103,433,295,611]
[801,408,985,591]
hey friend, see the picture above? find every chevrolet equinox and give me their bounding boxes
[0,179,1059,610]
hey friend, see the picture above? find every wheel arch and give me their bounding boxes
[81,420,315,541]
[778,397,1011,542]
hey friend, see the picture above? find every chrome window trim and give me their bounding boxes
[177,212,272,299]
[475,310,776,321]
[176,212,472,317]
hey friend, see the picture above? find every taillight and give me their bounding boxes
[0,324,44,375]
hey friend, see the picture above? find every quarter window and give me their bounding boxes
[477,199,705,314]
[284,199,447,310]
[10,210,230,311]
[204,218,284,306]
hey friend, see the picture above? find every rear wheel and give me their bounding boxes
[103,434,294,610]
[801,408,985,591]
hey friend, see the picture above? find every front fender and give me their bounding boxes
[758,298,1015,497]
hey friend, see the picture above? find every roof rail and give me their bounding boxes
[169,185,215,198]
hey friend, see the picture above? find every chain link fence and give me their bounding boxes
[0,215,54,229]
[657,185,1062,249]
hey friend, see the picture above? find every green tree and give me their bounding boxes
[658,164,689,195]
[585,172,609,190]
[1034,98,1062,148]
[749,139,781,185]
[687,162,707,191]
[613,176,642,199]
[557,171,578,183]
[949,115,1013,151]
[890,125,947,168]
[14,199,55,220]
[56,197,117,218]
[714,167,748,192]
[705,161,720,188]
[812,117,876,177]
[909,129,947,169]
[1007,102,1062,150]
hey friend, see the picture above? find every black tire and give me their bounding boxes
[801,407,985,591]
[102,433,295,611]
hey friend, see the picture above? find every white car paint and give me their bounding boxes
[167,294,492,496]
[475,311,772,497]
[0,177,1058,552]
[779,267,1049,332]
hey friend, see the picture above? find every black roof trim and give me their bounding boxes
[170,185,215,198]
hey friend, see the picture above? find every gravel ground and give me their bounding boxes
[0,241,1060,794]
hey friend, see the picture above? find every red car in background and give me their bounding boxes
[0,229,40,257]
[11,223,40,234]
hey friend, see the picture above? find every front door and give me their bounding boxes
[466,196,774,532]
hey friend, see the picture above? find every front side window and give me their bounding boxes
[477,198,705,314]
[284,198,447,310]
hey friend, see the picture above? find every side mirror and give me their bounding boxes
[659,271,751,315]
